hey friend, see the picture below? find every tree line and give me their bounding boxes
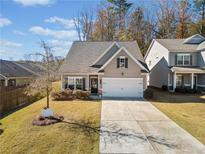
[73,0,205,55]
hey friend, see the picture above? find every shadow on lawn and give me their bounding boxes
[0,123,4,135]
[60,119,177,150]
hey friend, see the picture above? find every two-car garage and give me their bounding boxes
[102,78,143,98]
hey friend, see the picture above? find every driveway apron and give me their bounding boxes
[100,100,205,154]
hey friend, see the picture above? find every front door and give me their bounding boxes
[90,77,98,94]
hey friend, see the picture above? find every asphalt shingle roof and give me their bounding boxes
[156,39,199,52]
[0,60,35,78]
[59,41,145,73]
[197,41,205,51]
[15,61,47,75]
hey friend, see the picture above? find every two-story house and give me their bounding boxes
[145,34,205,92]
[59,41,149,98]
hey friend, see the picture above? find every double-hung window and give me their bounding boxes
[176,54,191,66]
[67,77,84,90]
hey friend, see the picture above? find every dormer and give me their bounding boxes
[183,34,205,44]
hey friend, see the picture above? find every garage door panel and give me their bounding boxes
[102,78,143,98]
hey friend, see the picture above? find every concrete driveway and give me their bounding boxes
[100,100,205,154]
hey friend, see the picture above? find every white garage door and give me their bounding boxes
[102,78,143,98]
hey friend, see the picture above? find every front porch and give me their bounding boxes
[61,74,102,96]
[168,67,205,92]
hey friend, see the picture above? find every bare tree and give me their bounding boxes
[73,11,93,41]
[26,41,56,110]
[175,0,192,38]
[155,0,176,38]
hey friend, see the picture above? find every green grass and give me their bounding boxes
[0,83,101,154]
[151,89,205,144]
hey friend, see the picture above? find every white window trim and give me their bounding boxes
[177,54,191,66]
[67,76,84,90]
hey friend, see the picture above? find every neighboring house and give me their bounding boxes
[145,34,205,92]
[0,60,46,87]
[59,41,149,98]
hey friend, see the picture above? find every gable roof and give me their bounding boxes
[99,47,148,72]
[0,60,47,78]
[0,60,35,78]
[92,42,120,66]
[59,41,145,74]
[15,61,47,76]
[155,39,199,52]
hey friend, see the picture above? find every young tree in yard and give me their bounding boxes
[26,40,56,116]
[175,0,192,38]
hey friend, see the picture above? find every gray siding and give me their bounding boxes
[149,57,169,88]
[197,74,205,85]
[169,52,197,66]
[197,51,205,67]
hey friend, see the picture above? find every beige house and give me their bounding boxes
[59,41,149,98]
[145,34,205,92]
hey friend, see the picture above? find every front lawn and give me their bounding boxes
[150,89,205,144]
[0,98,101,153]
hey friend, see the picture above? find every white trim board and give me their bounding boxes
[197,84,205,87]
[92,42,120,65]
[61,73,104,75]
[0,74,7,79]
[99,47,148,71]
[144,39,155,60]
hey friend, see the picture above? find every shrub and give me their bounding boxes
[81,91,91,100]
[161,85,168,91]
[175,87,197,93]
[52,89,91,101]
[73,90,91,100]
[143,89,153,99]
[51,89,73,100]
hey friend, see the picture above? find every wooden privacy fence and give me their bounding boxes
[0,86,37,114]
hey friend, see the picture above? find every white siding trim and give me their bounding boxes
[197,84,205,87]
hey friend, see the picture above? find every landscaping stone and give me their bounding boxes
[32,115,64,126]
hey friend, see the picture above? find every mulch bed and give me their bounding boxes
[32,115,64,126]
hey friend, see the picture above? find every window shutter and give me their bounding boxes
[190,55,192,65]
[125,58,128,68]
[117,58,120,68]
[175,55,177,65]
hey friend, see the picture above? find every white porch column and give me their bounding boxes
[168,73,170,87]
[173,72,176,91]
[5,78,8,86]
[191,73,194,89]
